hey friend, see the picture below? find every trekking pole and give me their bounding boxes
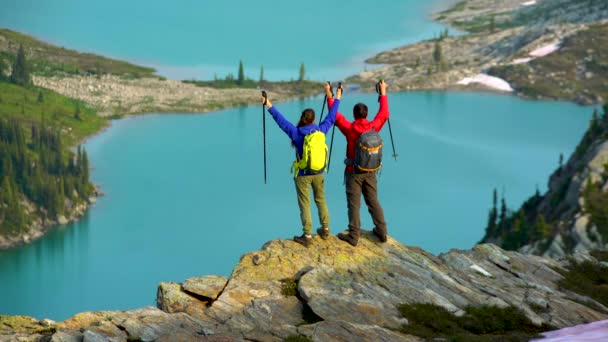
[327,82,342,172]
[318,81,333,124]
[376,79,398,161]
[261,90,268,184]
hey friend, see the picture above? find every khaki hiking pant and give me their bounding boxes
[345,171,387,241]
[294,173,330,235]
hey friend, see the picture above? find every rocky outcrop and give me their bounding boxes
[483,106,608,258]
[5,233,608,341]
[0,190,99,250]
[350,0,608,104]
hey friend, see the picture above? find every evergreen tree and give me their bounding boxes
[485,188,498,238]
[237,60,245,85]
[259,65,264,83]
[533,214,551,240]
[498,193,507,230]
[10,44,31,87]
[433,41,445,70]
[489,15,496,33]
[298,63,306,82]
[37,91,44,103]
[557,153,564,176]
[0,58,6,81]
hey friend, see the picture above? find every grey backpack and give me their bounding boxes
[354,128,383,172]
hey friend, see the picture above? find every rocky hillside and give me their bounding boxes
[350,0,608,104]
[3,232,608,341]
[482,105,608,257]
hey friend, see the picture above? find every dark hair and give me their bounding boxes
[297,108,315,127]
[353,103,368,119]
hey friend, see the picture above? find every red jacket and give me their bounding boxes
[328,95,390,172]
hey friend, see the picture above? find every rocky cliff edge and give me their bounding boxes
[4,232,608,341]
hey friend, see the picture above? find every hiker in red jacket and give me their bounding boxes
[321,80,389,246]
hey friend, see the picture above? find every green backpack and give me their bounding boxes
[292,130,328,177]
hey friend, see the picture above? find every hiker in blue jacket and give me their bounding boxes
[262,83,342,246]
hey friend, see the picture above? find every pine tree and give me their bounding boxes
[533,214,551,240]
[0,58,6,81]
[237,60,245,85]
[433,41,444,70]
[10,44,31,87]
[37,91,44,103]
[259,65,264,83]
[498,193,507,230]
[298,63,306,82]
[485,188,498,238]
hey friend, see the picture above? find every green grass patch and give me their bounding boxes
[399,303,552,341]
[281,278,298,297]
[0,29,156,78]
[0,82,105,146]
[557,259,608,309]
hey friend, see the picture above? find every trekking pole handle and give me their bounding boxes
[261,90,268,105]
[376,79,383,103]
[327,81,334,97]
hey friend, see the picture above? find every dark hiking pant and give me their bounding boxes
[345,171,387,241]
[294,173,330,235]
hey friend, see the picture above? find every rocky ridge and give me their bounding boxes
[350,0,608,104]
[483,105,608,258]
[32,75,319,117]
[4,232,607,341]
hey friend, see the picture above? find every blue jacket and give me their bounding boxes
[268,99,340,176]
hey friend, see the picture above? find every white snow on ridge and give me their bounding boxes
[530,42,560,57]
[522,1,537,6]
[457,74,514,92]
[509,41,561,65]
[531,319,608,341]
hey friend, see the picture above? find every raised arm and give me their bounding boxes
[263,96,298,141]
[319,83,342,133]
[369,80,390,131]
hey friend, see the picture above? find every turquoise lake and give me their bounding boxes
[1,0,450,80]
[0,0,597,322]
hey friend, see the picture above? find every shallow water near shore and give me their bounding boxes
[0,91,593,320]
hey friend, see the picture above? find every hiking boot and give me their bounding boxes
[337,232,358,247]
[317,227,330,240]
[293,234,313,247]
[373,227,387,243]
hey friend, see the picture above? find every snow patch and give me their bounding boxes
[512,57,533,65]
[522,1,537,6]
[531,319,608,341]
[457,74,514,92]
[530,42,560,57]
[509,41,561,65]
